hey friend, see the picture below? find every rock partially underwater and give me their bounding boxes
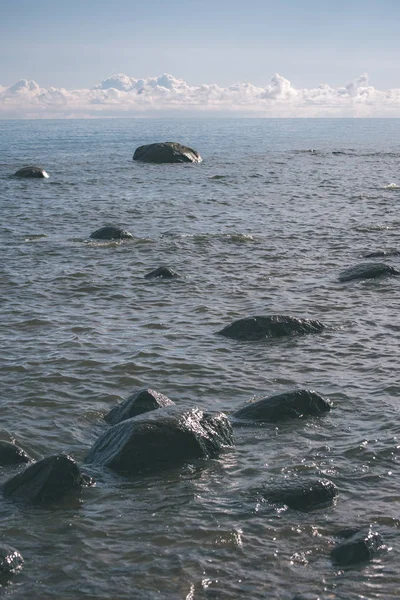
[144,267,179,279]
[14,166,49,178]
[105,388,175,425]
[133,142,202,164]
[339,262,399,282]
[364,250,400,258]
[89,226,133,241]
[87,407,233,474]
[233,389,331,422]
[3,454,89,504]
[0,545,24,577]
[0,441,32,466]
[217,315,324,341]
[258,478,338,511]
[330,528,386,566]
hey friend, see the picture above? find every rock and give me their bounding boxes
[14,166,49,178]
[133,142,202,164]
[338,262,399,282]
[330,528,386,566]
[89,226,133,241]
[86,407,233,474]
[144,267,179,279]
[0,441,32,466]
[0,545,24,576]
[105,388,175,425]
[259,478,338,511]
[292,595,321,600]
[217,315,324,341]
[364,250,400,258]
[233,389,331,422]
[3,454,88,504]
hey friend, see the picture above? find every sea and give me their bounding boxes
[0,118,400,600]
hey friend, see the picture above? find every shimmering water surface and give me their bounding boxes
[1,118,400,600]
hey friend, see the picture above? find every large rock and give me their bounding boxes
[258,478,338,511]
[105,388,175,425]
[330,528,386,565]
[233,389,331,422]
[14,166,49,178]
[3,455,88,504]
[0,545,24,576]
[339,262,399,282]
[217,315,324,341]
[0,441,32,466]
[144,267,179,279]
[86,407,233,474]
[89,226,133,241]
[133,142,202,164]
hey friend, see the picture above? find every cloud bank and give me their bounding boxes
[1,72,400,118]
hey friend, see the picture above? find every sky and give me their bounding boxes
[1,0,400,118]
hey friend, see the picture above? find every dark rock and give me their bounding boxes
[292,595,321,600]
[331,528,386,566]
[144,267,179,279]
[105,388,175,425]
[0,545,23,576]
[259,478,338,511]
[364,250,400,258]
[217,315,324,341]
[233,389,331,422]
[0,441,32,466]
[133,142,202,164]
[86,407,233,474]
[14,166,49,178]
[338,262,399,282]
[3,454,88,504]
[89,226,133,241]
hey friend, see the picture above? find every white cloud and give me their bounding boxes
[1,72,400,118]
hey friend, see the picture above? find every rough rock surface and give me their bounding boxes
[233,389,331,422]
[3,454,88,504]
[259,478,338,511]
[330,528,386,565]
[0,545,24,576]
[105,388,175,425]
[0,441,32,466]
[144,267,179,279]
[86,407,233,474]
[339,262,399,282]
[217,315,324,341]
[14,166,49,178]
[89,226,133,241]
[133,142,202,164]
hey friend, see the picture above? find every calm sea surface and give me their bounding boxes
[1,118,400,599]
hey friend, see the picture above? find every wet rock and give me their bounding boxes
[330,528,386,566]
[89,226,133,241]
[0,441,32,466]
[3,454,88,504]
[133,142,202,164]
[144,266,179,279]
[338,262,399,282]
[233,389,331,422]
[0,545,23,576]
[217,315,324,341]
[292,594,321,600]
[364,250,400,258]
[259,478,338,511]
[14,166,49,178]
[105,388,175,425]
[86,407,233,474]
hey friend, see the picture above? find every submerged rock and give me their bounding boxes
[364,250,400,258]
[86,407,233,474]
[14,166,49,178]
[133,142,202,164]
[330,528,386,566]
[217,315,324,341]
[89,226,133,241]
[292,595,321,600]
[259,478,338,511]
[0,545,24,576]
[105,388,175,425]
[233,389,331,422]
[338,262,399,282]
[3,454,88,504]
[144,267,179,279]
[0,441,32,466]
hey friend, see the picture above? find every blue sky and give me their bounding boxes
[1,0,400,89]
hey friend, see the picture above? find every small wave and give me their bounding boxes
[384,183,399,189]
[24,234,47,242]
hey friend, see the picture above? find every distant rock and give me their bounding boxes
[105,388,175,425]
[14,166,49,179]
[338,262,399,282]
[86,407,233,474]
[217,315,324,341]
[363,250,400,258]
[89,226,133,241]
[0,545,24,577]
[233,389,331,422]
[133,142,202,164]
[292,594,321,600]
[0,441,32,466]
[144,266,179,279]
[330,528,386,566]
[258,478,338,511]
[3,454,89,505]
